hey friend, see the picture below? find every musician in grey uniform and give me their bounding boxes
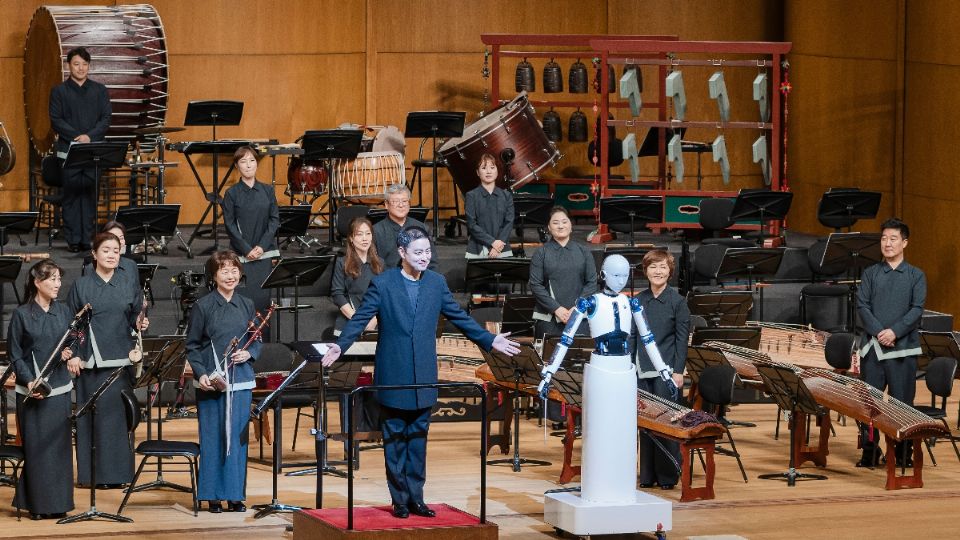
[221,146,279,339]
[464,153,514,259]
[331,216,383,335]
[856,218,926,466]
[634,250,689,490]
[82,221,140,288]
[528,206,598,338]
[7,260,80,519]
[186,251,260,514]
[373,184,436,270]
[66,233,147,487]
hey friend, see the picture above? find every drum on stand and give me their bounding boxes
[332,151,405,202]
[286,157,328,195]
[24,4,170,156]
[439,92,560,196]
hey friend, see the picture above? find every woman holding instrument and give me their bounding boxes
[7,259,79,519]
[66,233,148,488]
[331,216,383,336]
[186,250,261,513]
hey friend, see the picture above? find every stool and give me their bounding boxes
[799,283,852,333]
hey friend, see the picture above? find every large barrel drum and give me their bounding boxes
[23,4,169,155]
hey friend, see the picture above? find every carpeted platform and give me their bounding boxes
[292,503,499,540]
[303,504,480,530]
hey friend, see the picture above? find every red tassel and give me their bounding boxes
[868,421,874,443]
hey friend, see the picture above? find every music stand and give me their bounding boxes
[500,295,537,338]
[482,344,551,471]
[465,258,531,305]
[729,189,794,244]
[918,331,960,373]
[277,204,316,252]
[302,130,364,244]
[715,247,784,320]
[599,196,663,246]
[115,205,181,263]
[685,344,729,387]
[0,212,37,255]
[63,142,129,227]
[59,367,131,524]
[687,292,754,327]
[512,193,553,256]
[820,232,882,331]
[0,256,23,335]
[690,326,762,349]
[756,364,828,486]
[818,189,881,232]
[261,256,334,342]
[404,112,466,240]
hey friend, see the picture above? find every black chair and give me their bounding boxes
[0,444,24,520]
[698,364,748,483]
[118,390,199,516]
[335,204,371,243]
[799,283,852,333]
[699,198,755,247]
[690,314,709,329]
[913,357,960,465]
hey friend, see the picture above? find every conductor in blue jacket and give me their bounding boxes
[323,225,519,519]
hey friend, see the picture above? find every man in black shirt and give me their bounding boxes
[49,47,112,252]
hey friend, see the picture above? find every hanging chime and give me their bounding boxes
[515,58,535,92]
[542,109,562,142]
[543,58,563,93]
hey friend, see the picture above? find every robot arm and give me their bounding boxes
[538,297,591,399]
[631,298,679,388]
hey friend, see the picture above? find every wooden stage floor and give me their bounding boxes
[2,390,959,539]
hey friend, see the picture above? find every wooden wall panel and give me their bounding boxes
[0,56,30,209]
[608,0,783,41]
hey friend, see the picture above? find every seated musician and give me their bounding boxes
[185,251,261,514]
[331,217,383,336]
[373,184,436,269]
[634,249,690,490]
[464,153,514,259]
[856,218,926,467]
[528,206,598,339]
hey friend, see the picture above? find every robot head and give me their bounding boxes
[600,254,630,294]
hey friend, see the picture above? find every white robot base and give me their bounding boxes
[544,490,672,537]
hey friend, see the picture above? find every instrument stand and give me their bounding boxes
[729,189,794,245]
[714,247,784,321]
[261,256,334,343]
[62,142,129,228]
[483,345,551,471]
[115,204,181,264]
[464,258,531,307]
[404,112,466,241]
[0,212,38,256]
[756,364,828,486]
[687,291,754,327]
[182,100,244,255]
[820,232,882,332]
[300,130,364,245]
[60,367,132,524]
[512,193,553,257]
[599,196,663,246]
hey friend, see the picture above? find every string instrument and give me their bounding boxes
[128,281,151,372]
[636,389,725,441]
[10,253,50,262]
[25,303,92,401]
[748,321,832,369]
[210,303,277,391]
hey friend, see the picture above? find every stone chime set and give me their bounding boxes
[515,59,641,145]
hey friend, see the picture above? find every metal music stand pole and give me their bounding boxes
[714,248,785,321]
[260,255,335,344]
[300,130,364,245]
[114,204,181,264]
[729,189,794,245]
[598,196,664,247]
[819,232,882,333]
[62,142,129,229]
[404,112,466,241]
[512,193,553,257]
[464,258,531,307]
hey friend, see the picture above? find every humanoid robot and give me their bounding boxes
[538,254,679,504]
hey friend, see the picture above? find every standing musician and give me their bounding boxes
[221,146,280,339]
[66,233,148,488]
[331,216,383,336]
[322,226,520,519]
[464,153,514,259]
[856,218,926,466]
[186,251,261,514]
[373,184,436,269]
[49,46,112,253]
[82,221,141,288]
[634,250,689,490]
[528,206,598,338]
[7,260,80,519]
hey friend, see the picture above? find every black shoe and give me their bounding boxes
[391,503,409,519]
[638,483,655,489]
[659,484,675,490]
[67,244,80,253]
[96,483,127,489]
[208,500,222,514]
[229,501,246,513]
[409,502,436,518]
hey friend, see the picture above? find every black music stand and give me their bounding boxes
[685,344,729,387]
[404,112,466,240]
[756,364,828,486]
[918,331,960,374]
[465,258,531,305]
[277,204,316,252]
[715,247,784,320]
[818,189,881,232]
[0,256,23,335]
[820,232,882,331]
[0,212,37,255]
[687,292,754,327]
[500,295,537,338]
[729,189,793,244]
[184,100,244,254]
[261,256,334,342]
[690,326,762,349]
[115,204,181,263]
[482,344,550,471]
[137,263,159,306]
[60,367,131,524]
[63,142,129,227]
[599,196,663,246]
[302,130,364,244]
[512,193,553,256]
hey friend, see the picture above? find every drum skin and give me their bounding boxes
[23,4,169,155]
[287,157,328,194]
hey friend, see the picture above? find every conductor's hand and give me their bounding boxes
[492,332,521,356]
[67,357,82,377]
[198,374,215,392]
[321,344,342,367]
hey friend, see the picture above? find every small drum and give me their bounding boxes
[439,92,560,195]
[24,5,170,155]
[333,151,405,201]
[286,157,328,194]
